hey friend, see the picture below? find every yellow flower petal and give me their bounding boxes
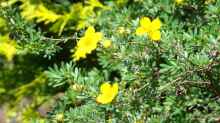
[96,94,114,104]
[112,83,119,96]
[100,82,111,93]
[149,30,161,41]
[94,32,103,41]
[136,27,146,35]
[151,18,162,31]
[73,48,87,61]
[140,17,151,28]
[73,26,102,61]
[96,82,119,104]
[85,26,95,36]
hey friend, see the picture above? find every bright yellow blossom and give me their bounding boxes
[73,26,102,61]
[102,39,112,48]
[136,17,162,41]
[96,82,118,104]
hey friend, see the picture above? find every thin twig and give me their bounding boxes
[158,61,219,91]
[180,80,210,85]
[41,35,79,42]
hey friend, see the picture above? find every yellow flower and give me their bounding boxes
[73,26,102,61]
[175,0,184,5]
[102,39,112,48]
[96,82,119,104]
[136,17,162,41]
[0,35,16,61]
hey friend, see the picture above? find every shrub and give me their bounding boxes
[0,0,220,122]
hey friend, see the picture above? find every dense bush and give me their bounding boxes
[0,0,220,122]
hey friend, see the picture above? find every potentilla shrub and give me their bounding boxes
[0,0,220,122]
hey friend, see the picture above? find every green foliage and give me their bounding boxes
[1,0,220,122]
[1,8,61,58]
[46,62,77,87]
